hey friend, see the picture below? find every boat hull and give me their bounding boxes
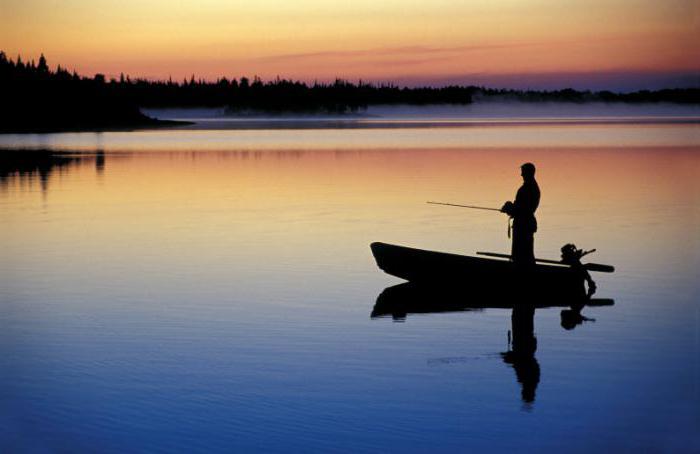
[370,242,587,300]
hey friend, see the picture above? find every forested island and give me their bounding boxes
[1,51,698,133]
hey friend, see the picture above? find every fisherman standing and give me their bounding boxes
[501,163,540,266]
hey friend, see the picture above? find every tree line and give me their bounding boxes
[1,51,698,132]
[0,52,160,132]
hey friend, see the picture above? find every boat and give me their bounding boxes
[370,242,613,301]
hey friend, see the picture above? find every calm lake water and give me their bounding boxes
[1,107,699,452]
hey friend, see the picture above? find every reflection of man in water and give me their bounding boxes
[502,304,540,404]
[501,163,540,266]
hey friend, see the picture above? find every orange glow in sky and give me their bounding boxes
[1,0,698,88]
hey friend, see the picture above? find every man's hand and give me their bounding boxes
[501,201,514,215]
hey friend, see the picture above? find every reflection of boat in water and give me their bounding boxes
[372,282,614,320]
[371,242,613,301]
[371,282,615,405]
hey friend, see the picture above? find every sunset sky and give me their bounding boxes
[2,0,698,90]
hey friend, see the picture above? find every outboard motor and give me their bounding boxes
[560,243,597,296]
[559,243,598,329]
[560,243,593,265]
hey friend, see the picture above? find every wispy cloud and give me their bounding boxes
[254,42,542,64]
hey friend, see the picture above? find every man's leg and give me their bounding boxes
[523,231,535,265]
[512,228,535,265]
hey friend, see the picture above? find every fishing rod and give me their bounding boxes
[426,201,502,212]
[428,200,513,237]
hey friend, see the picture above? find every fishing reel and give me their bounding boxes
[560,243,596,265]
[500,201,514,216]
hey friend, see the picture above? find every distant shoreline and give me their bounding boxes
[156,116,700,132]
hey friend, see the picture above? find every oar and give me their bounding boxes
[427,201,501,212]
[476,251,615,273]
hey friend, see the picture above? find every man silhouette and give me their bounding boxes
[501,163,540,266]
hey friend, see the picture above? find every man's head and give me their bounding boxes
[521,162,536,180]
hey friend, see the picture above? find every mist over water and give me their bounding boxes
[1,112,699,452]
[2,103,699,153]
[143,101,700,122]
